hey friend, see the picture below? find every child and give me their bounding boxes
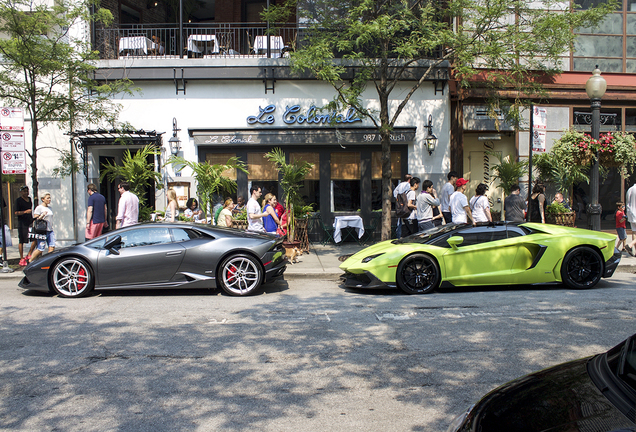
[616,202,627,252]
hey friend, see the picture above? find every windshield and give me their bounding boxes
[393,223,465,245]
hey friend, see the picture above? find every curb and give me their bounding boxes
[283,272,342,280]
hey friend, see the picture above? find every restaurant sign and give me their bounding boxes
[191,127,417,146]
[247,105,362,126]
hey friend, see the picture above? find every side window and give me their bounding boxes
[506,226,527,238]
[119,228,172,248]
[172,228,195,242]
[451,226,508,247]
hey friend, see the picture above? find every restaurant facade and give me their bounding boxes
[79,60,452,241]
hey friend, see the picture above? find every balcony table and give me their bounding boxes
[333,215,364,244]
[187,34,219,55]
[118,36,156,56]
[254,36,284,58]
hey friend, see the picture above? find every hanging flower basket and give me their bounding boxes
[552,130,636,176]
[599,152,623,168]
[574,149,594,166]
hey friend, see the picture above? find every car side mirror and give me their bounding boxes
[447,236,464,250]
[103,235,122,255]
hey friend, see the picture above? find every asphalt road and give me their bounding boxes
[1,273,635,432]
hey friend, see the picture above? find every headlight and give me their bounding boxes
[361,253,385,263]
[446,404,474,432]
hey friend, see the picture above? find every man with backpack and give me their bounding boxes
[393,174,412,239]
[396,177,420,237]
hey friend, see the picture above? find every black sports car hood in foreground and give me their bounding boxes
[449,336,636,432]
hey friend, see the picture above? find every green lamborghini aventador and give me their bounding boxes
[339,222,621,294]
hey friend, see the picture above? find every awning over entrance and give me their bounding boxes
[190,127,417,146]
[68,129,164,180]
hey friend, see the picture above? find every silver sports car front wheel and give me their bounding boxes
[218,254,263,296]
[51,258,95,298]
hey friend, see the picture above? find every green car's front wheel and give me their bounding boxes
[396,253,440,294]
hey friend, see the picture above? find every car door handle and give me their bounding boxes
[166,251,183,256]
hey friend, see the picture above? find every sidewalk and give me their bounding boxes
[1,236,634,281]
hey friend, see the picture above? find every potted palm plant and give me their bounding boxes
[166,156,247,222]
[265,148,314,244]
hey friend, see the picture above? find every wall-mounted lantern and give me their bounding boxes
[168,117,181,155]
[425,114,438,155]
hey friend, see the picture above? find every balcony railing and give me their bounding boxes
[94,23,300,60]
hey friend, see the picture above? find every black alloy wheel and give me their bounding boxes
[560,246,603,289]
[396,253,440,294]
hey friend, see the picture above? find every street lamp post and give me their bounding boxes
[585,67,607,231]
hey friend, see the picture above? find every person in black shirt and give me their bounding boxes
[14,186,36,266]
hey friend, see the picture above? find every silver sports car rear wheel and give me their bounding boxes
[396,253,440,294]
[51,258,95,298]
[561,246,603,289]
[218,254,263,296]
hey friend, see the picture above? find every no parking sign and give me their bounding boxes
[2,151,27,174]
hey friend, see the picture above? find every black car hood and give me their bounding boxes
[465,358,636,432]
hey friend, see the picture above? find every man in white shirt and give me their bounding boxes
[449,178,475,225]
[627,182,636,242]
[115,182,139,229]
[393,174,412,239]
[401,177,420,236]
[247,185,267,232]
[440,171,458,224]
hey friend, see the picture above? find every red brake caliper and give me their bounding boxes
[226,264,237,282]
[77,268,86,289]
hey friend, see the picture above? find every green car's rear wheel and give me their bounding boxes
[396,253,440,294]
[560,246,603,289]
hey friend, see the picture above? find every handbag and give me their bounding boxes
[32,218,47,235]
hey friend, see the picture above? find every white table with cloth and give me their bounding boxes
[118,36,156,55]
[254,35,284,58]
[333,215,365,243]
[187,34,219,55]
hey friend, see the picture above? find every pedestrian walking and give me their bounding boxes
[449,178,475,225]
[262,193,281,234]
[626,181,636,242]
[163,189,179,222]
[416,180,440,232]
[528,183,546,223]
[14,185,36,266]
[616,202,627,252]
[30,192,55,263]
[440,171,458,224]
[401,177,420,236]
[469,183,492,223]
[115,181,139,229]
[504,184,526,222]
[393,174,412,239]
[247,185,267,232]
[85,183,108,239]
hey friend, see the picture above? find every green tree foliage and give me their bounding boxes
[266,148,314,242]
[275,0,615,240]
[167,156,247,221]
[100,145,162,208]
[0,0,135,200]
[487,152,528,196]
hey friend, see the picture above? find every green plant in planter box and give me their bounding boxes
[546,202,569,215]
[233,209,247,221]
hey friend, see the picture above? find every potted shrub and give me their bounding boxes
[265,148,314,244]
[546,201,576,227]
[166,156,247,222]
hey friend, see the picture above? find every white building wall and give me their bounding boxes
[113,77,450,198]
